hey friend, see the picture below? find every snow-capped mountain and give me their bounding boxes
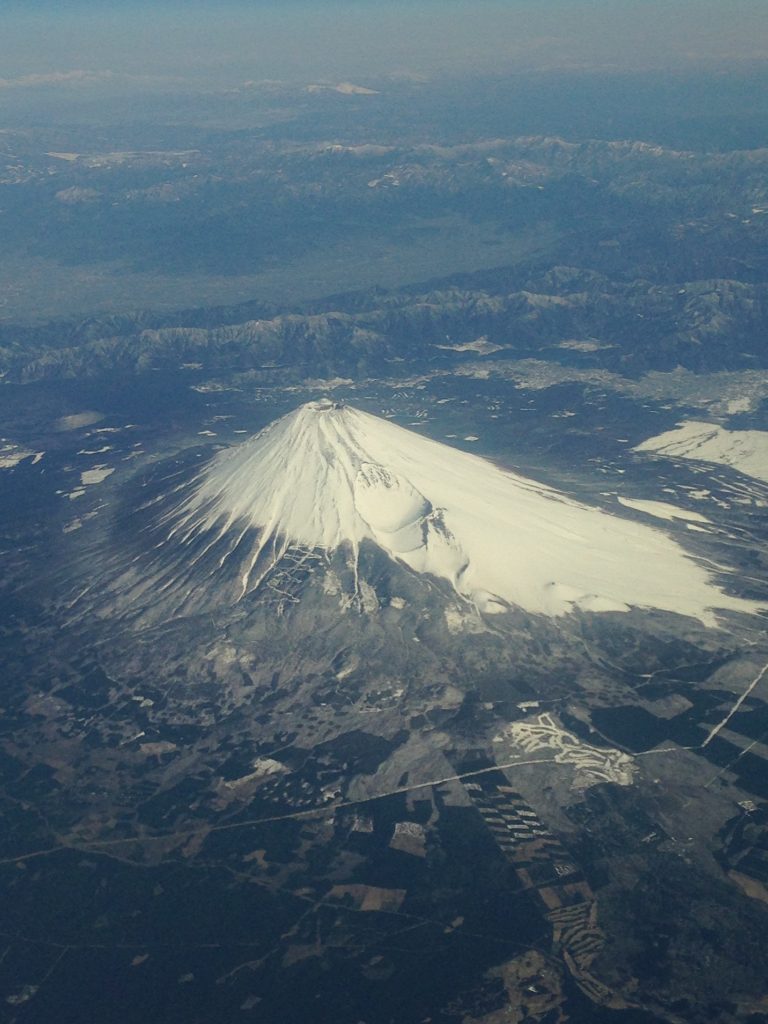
[152,399,756,625]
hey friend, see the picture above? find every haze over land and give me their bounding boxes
[3,0,767,86]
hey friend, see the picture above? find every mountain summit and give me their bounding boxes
[161,399,755,625]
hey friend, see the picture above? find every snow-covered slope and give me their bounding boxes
[635,420,768,484]
[616,497,710,524]
[166,400,758,624]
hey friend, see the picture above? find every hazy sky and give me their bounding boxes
[1,1,767,85]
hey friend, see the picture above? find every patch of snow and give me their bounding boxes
[335,81,379,94]
[617,497,710,524]
[726,397,752,415]
[302,376,354,390]
[636,421,768,484]
[0,447,34,469]
[497,712,635,788]
[358,579,379,613]
[435,337,505,356]
[168,401,760,624]
[55,411,104,431]
[556,338,613,352]
[81,466,114,485]
[251,757,287,776]
[322,570,342,596]
[444,604,486,634]
[307,81,378,95]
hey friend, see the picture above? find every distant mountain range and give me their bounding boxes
[3,265,767,383]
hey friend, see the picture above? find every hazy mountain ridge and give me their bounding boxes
[4,269,767,382]
[1,107,766,318]
[2,119,767,379]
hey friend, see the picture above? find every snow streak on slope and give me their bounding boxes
[635,421,768,484]
[167,401,758,624]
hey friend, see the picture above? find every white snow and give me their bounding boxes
[0,447,34,469]
[81,467,114,485]
[435,337,505,356]
[169,400,761,624]
[307,81,379,95]
[251,757,287,776]
[726,397,751,415]
[55,411,104,431]
[617,497,710,523]
[636,421,768,484]
[497,712,635,788]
